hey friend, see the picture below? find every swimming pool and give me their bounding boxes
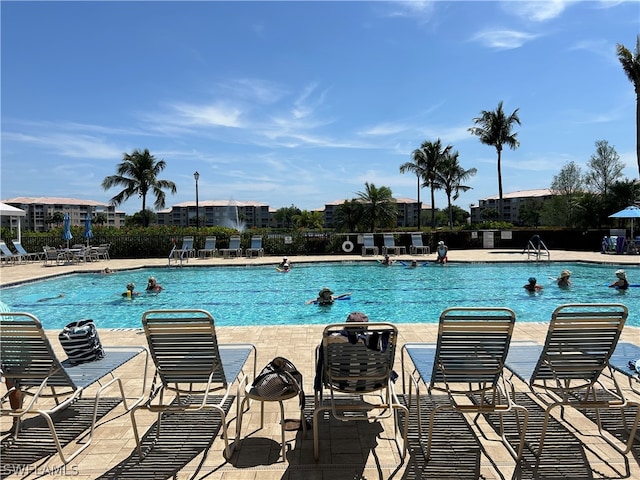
[1,262,638,329]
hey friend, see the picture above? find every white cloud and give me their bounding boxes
[501,0,572,22]
[471,29,539,49]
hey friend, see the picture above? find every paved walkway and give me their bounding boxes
[0,250,639,479]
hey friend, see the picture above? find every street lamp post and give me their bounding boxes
[194,171,200,229]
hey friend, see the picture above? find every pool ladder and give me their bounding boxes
[523,235,550,262]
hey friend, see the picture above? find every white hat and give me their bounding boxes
[438,241,444,245]
[616,269,626,278]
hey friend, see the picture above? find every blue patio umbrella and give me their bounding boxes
[609,205,640,239]
[62,213,73,248]
[83,213,93,245]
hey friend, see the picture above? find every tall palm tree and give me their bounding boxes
[333,199,364,232]
[399,147,428,229]
[434,150,477,227]
[356,182,397,232]
[469,101,521,219]
[617,35,640,176]
[102,149,177,227]
[420,139,452,228]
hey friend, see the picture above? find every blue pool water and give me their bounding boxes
[1,262,639,330]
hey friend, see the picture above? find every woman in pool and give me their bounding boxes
[524,277,543,292]
[146,276,163,292]
[380,254,394,266]
[609,269,629,290]
[557,270,571,288]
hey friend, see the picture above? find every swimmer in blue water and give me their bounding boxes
[609,269,629,290]
[524,277,543,293]
[122,282,140,298]
[146,276,163,292]
[306,287,351,305]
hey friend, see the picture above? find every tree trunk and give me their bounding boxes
[430,185,436,228]
[416,175,421,230]
[636,89,640,177]
[497,149,504,220]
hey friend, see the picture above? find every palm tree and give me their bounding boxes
[101,149,177,227]
[617,35,640,176]
[434,150,477,227]
[333,199,364,232]
[356,182,397,232]
[469,101,521,219]
[399,148,428,229]
[421,139,451,228]
[293,210,324,230]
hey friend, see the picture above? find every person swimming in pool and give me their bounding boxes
[37,293,65,302]
[524,277,543,292]
[146,276,163,292]
[306,287,351,305]
[122,282,140,297]
[380,254,394,266]
[609,269,629,290]
[557,270,571,288]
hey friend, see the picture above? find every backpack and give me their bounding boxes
[58,319,105,364]
[249,357,305,408]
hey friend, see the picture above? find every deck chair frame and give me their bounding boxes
[246,236,264,258]
[220,235,243,258]
[609,341,640,396]
[198,236,218,258]
[0,312,148,464]
[382,233,406,256]
[313,322,408,460]
[505,303,639,455]
[361,233,379,256]
[13,241,43,261]
[401,307,528,462]
[131,309,256,459]
[409,233,430,255]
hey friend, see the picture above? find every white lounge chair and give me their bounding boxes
[361,233,379,256]
[198,236,218,258]
[505,303,639,455]
[402,307,528,462]
[220,235,243,258]
[0,312,148,464]
[131,309,256,459]
[246,236,264,257]
[382,233,406,256]
[13,241,43,261]
[409,233,430,255]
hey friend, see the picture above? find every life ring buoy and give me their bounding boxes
[342,240,354,253]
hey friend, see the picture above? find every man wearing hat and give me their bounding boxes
[436,241,448,264]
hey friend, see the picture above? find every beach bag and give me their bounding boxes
[250,357,305,408]
[58,319,104,364]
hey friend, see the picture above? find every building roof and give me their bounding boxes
[2,196,111,207]
[480,189,552,201]
[324,197,430,207]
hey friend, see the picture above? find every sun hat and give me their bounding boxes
[528,277,536,283]
[127,282,135,289]
[560,270,571,278]
[438,241,444,245]
[319,287,333,296]
[346,311,369,323]
[616,269,627,278]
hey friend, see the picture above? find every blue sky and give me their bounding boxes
[1,1,638,215]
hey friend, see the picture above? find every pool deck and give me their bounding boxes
[1,250,639,479]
